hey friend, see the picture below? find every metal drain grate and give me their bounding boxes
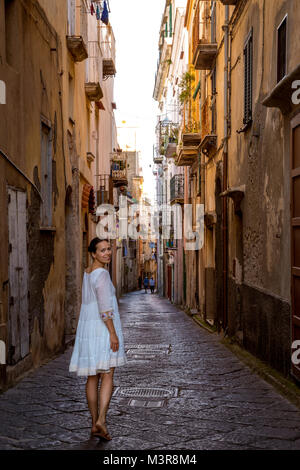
[125,344,170,350]
[113,386,178,399]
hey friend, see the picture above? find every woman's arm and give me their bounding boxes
[101,318,119,351]
[95,271,119,351]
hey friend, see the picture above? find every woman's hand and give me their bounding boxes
[110,332,119,352]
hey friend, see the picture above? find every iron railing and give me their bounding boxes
[170,174,184,202]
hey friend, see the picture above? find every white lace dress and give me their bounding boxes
[69,268,127,376]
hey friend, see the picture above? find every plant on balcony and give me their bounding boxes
[178,71,195,105]
[160,145,166,155]
[168,126,179,143]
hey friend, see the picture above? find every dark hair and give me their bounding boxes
[88,237,110,254]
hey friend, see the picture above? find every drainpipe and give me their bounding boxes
[223,6,229,331]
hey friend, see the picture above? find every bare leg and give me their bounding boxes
[96,368,115,435]
[86,374,101,433]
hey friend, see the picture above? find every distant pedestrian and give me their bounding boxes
[69,237,127,441]
[138,275,142,290]
[149,277,155,294]
[143,276,149,293]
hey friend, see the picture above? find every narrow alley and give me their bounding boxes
[0,291,300,451]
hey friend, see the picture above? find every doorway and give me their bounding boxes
[291,114,300,381]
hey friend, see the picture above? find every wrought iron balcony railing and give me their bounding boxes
[96,174,113,205]
[170,174,184,204]
[110,152,128,186]
[100,25,116,78]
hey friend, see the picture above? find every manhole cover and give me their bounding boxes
[126,344,170,350]
[113,386,178,399]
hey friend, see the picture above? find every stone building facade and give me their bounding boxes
[154,0,300,381]
[0,0,118,388]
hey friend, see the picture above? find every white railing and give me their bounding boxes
[86,41,102,83]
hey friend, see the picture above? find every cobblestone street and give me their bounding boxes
[1,291,300,450]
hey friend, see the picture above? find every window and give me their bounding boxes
[192,3,200,58]
[211,66,217,133]
[40,119,53,226]
[169,3,172,37]
[67,0,75,35]
[68,74,74,119]
[243,29,253,126]
[5,0,16,68]
[80,0,88,44]
[277,16,287,83]
[211,1,216,43]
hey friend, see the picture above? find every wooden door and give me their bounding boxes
[8,188,29,364]
[291,114,300,381]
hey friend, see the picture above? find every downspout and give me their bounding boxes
[223,6,229,331]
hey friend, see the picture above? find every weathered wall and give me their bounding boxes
[224,0,300,374]
[0,0,67,380]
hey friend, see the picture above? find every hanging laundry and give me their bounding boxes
[101,0,109,25]
[91,2,95,15]
[96,4,101,20]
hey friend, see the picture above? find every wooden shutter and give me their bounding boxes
[243,29,253,125]
[192,3,200,58]
[211,1,216,43]
[8,188,29,364]
[41,121,52,226]
[277,16,287,83]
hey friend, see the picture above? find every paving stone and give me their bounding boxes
[1,290,300,450]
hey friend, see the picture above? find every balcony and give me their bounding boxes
[170,174,184,205]
[175,146,198,166]
[156,118,179,159]
[85,83,103,101]
[96,174,113,205]
[220,0,239,4]
[66,36,88,62]
[153,34,173,101]
[182,132,201,147]
[110,152,128,187]
[165,141,177,158]
[262,64,300,115]
[85,41,103,101]
[199,134,217,157]
[175,120,200,166]
[153,145,163,164]
[192,40,217,70]
[101,25,116,78]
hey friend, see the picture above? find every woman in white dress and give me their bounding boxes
[69,238,127,440]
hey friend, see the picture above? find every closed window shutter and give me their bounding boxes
[243,30,253,125]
